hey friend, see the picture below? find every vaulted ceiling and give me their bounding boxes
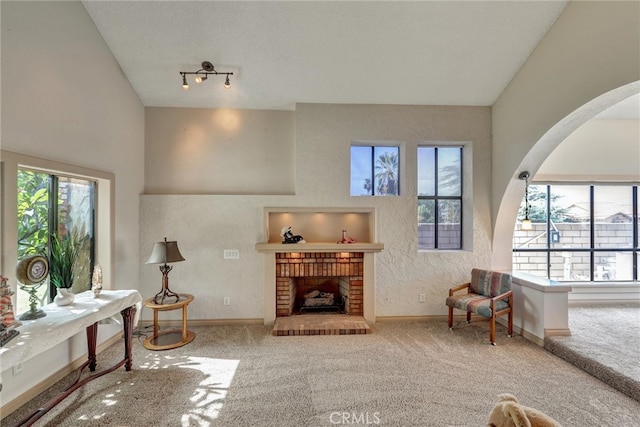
[82,1,570,111]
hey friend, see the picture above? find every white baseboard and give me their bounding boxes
[375,315,448,322]
[545,328,572,337]
[138,318,264,328]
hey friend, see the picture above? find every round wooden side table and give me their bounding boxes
[143,293,195,351]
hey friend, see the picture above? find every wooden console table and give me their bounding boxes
[0,289,142,427]
[143,293,195,350]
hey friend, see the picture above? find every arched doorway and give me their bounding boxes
[492,83,640,272]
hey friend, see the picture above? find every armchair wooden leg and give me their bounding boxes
[448,307,454,329]
[490,316,496,345]
[466,311,471,323]
[508,310,513,338]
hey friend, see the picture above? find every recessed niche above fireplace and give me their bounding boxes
[255,207,383,253]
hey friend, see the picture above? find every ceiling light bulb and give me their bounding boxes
[224,75,231,89]
[195,75,203,83]
[182,74,189,91]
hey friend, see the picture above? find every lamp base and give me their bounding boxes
[153,287,180,305]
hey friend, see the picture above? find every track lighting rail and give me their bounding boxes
[179,61,233,90]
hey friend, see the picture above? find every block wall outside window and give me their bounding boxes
[513,184,639,282]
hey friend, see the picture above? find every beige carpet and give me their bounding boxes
[3,318,640,426]
[545,302,640,402]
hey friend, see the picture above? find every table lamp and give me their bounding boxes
[146,237,185,304]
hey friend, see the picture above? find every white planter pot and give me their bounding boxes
[54,288,75,306]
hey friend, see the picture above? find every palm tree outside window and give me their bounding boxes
[350,146,399,196]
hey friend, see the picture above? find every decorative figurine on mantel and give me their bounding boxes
[337,229,356,244]
[280,226,306,244]
[92,264,103,298]
[0,275,21,346]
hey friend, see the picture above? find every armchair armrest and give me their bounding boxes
[449,282,471,296]
[490,290,513,309]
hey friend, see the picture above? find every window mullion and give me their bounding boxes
[48,175,59,302]
[589,185,595,282]
[433,147,439,249]
[546,185,551,279]
[633,186,638,281]
[370,147,375,196]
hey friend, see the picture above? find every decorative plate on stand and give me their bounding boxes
[16,255,50,320]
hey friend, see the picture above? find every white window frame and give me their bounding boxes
[417,141,472,252]
[1,150,115,294]
[350,141,405,196]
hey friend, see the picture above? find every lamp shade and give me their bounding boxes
[520,219,533,231]
[146,239,185,264]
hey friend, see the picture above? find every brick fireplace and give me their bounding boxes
[275,252,364,316]
[255,207,384,326]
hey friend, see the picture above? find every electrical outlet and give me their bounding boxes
[223,249,240,260]
[223,297,230,306]
[12,363,23,376]
[419,293,426,302]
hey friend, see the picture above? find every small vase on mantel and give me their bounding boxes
[54,288,75,306]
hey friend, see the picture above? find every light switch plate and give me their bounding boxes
[223,249,240,259]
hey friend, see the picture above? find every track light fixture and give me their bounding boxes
[519,171,533,231]
[180,61,233,91]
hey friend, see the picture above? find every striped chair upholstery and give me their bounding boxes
[446,268,513,345]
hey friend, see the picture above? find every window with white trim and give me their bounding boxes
[417,146,463,250]
[1,151,114,316]
[17,168,95,311]
[350,145,400,196]
[512,183,639,282]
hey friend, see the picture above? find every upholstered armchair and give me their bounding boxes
[446,268,513,345]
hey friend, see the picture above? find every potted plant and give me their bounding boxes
[49,233,78,305]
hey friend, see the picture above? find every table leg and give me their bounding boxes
[120,305,136,371]
[182,305,188,341]
[86,322,98,372]
[153,308,159,338]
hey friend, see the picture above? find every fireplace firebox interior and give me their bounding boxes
[276,252,363,317]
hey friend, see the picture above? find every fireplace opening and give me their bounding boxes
[275,252,363,317]
[295,278,346,314]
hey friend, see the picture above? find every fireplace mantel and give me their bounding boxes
[255,242,383,253]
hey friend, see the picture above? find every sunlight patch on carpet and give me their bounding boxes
[178,356,239,423]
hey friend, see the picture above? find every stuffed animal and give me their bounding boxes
[488,394,562,427]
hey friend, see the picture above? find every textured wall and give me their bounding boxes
[1,1,145,288]
[140,103,492,320]
[145,107,295,194]
[536,119,640,181]
[1,1,145,409]
[491,1,640,269]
